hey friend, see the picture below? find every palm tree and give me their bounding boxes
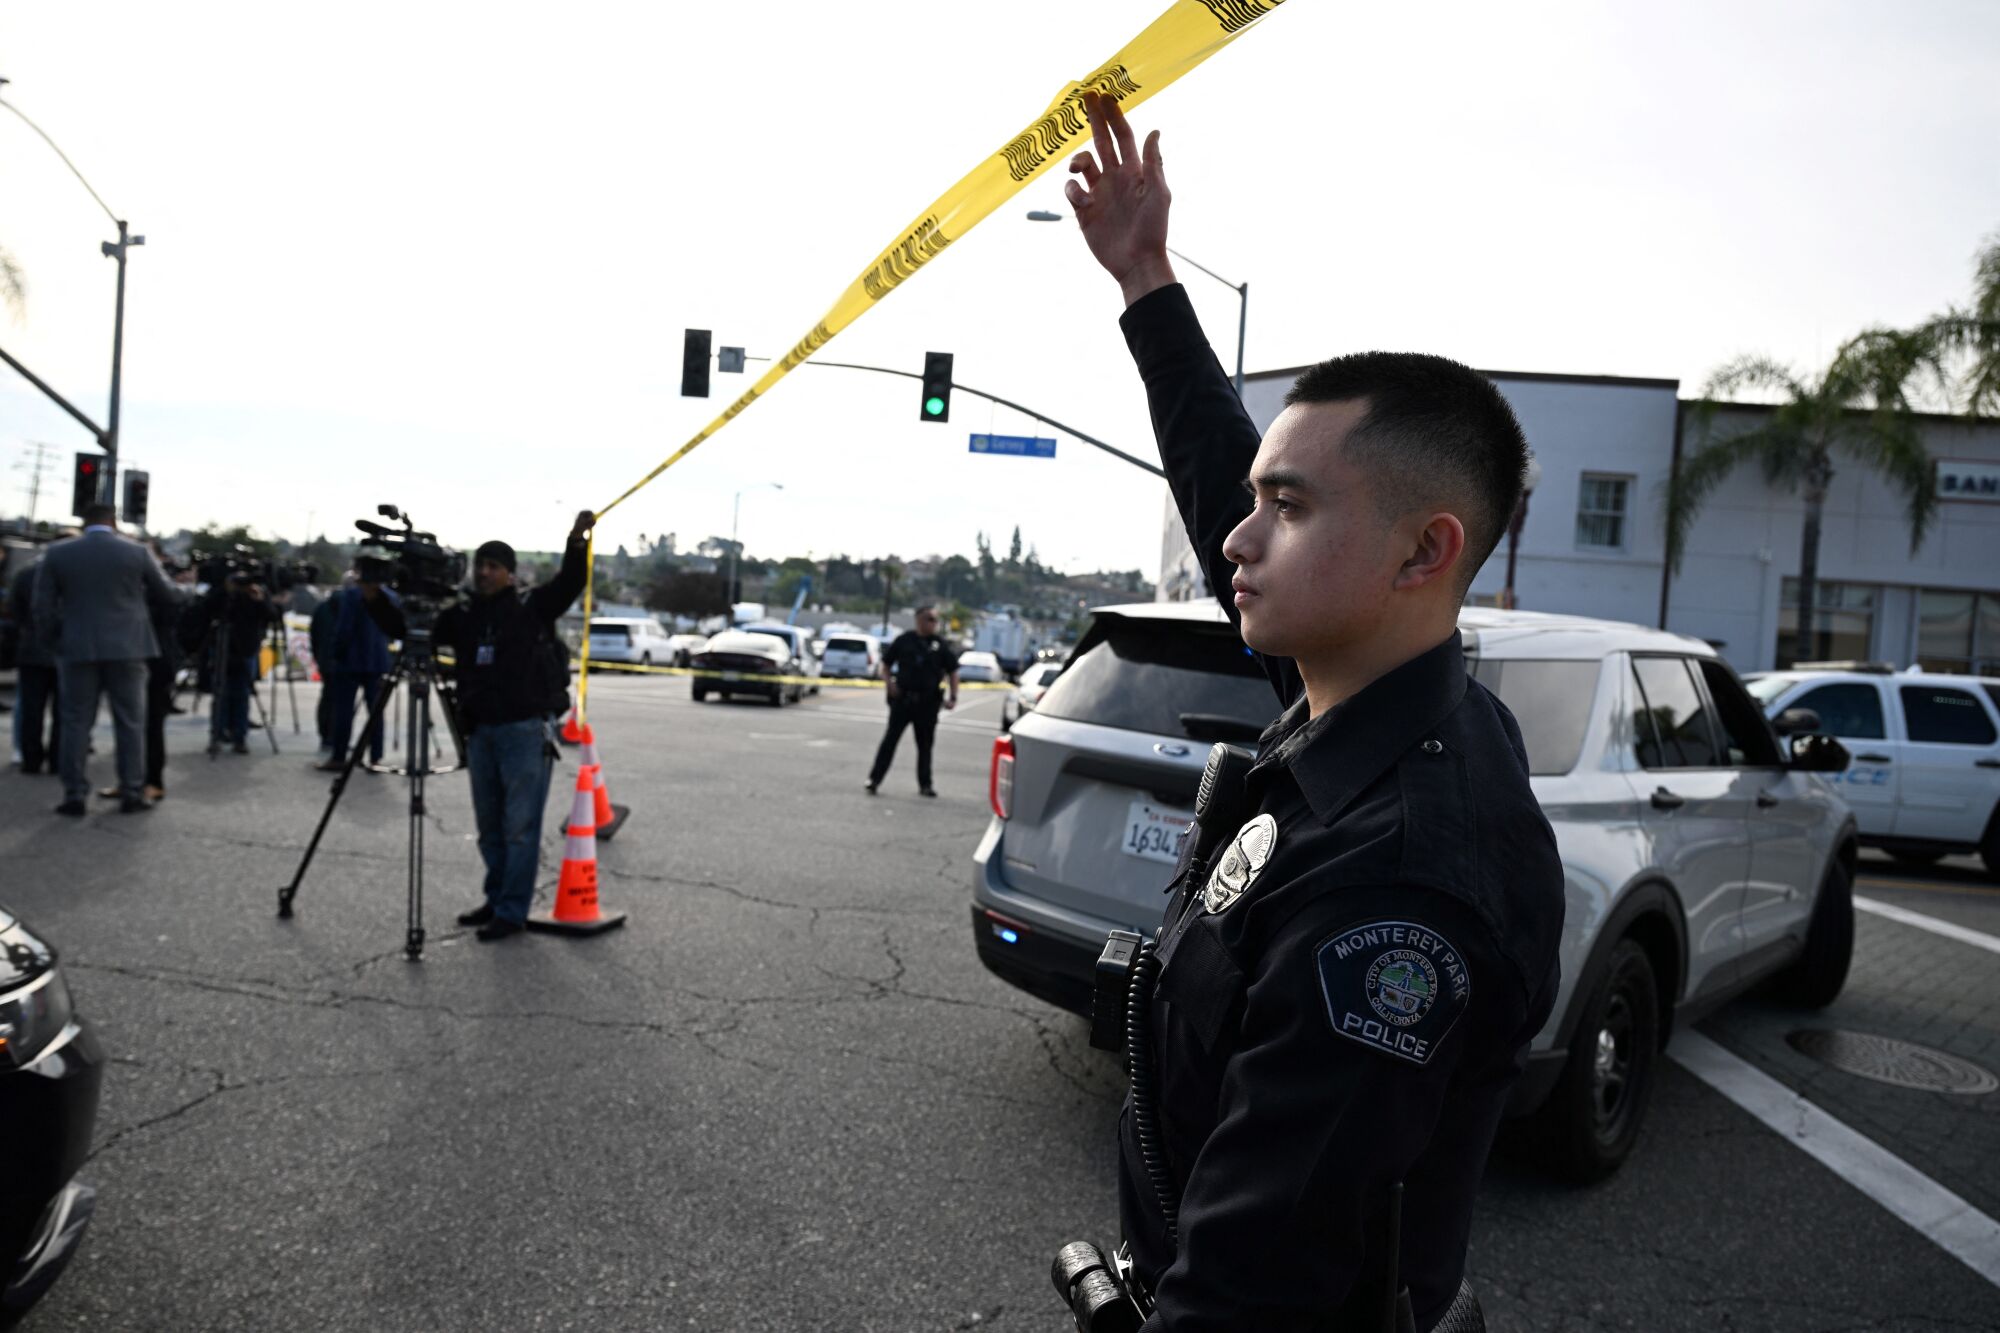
[1930,227,2000,419]
[1666,326,1953,664]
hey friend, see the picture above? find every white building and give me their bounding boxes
[1160,366,2000,677]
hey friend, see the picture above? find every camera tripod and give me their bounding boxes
[199,612,280,758]
[276,624,466,960]
[263,614,301,736]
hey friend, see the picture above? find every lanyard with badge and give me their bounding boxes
[476,623,497,668]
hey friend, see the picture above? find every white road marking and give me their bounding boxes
[1855,896,2000,958]
[1673,1032,2000,1288]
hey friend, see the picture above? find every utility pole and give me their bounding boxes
[13,441,58,523]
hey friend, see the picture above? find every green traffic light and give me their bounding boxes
[925,396,946,416]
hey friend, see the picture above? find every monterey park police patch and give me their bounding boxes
[1315,920,1470,1066]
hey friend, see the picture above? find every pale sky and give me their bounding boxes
[4,1,1997,575]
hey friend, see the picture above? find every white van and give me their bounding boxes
[1747,664,2000,876]
[588,617,675,668]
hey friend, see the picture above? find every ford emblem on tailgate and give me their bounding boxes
[1153,743,1191,758]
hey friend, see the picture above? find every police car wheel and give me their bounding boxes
[1538,938,1659,1183]
[1780,859,1854,1008]
[692,686,708,702]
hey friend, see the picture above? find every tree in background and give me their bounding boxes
[0,246,23,321]
[1668,224,2000,665]
[1932,227,2000,417]
[1667,332,1948,664]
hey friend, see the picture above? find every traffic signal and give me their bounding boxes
[71,452,103,518]
[123,469,151,529]
[681,328,712,398]
[920,351,953,423]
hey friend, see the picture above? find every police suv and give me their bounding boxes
[972,604,1859,1181]
[1746,664,2000,878]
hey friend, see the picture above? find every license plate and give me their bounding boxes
[721,671,742,682]
[1121,800,1193,865]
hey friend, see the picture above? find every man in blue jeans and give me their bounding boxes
[365,510,591,941]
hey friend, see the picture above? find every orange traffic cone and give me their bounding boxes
[578,727,630,841]
[527,765,627,936]
[559,707,584,745]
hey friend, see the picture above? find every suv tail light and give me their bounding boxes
[990,735,1015,820]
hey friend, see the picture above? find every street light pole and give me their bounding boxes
[728,482,782,611]
[1165,245,1247,399]
[100,219,143,500]
[1024,212,1246,399]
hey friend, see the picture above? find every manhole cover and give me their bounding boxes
[1787,1030,1999,1095]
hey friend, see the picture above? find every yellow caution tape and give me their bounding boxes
[582,661,1015,690]
[576,0,1293,723]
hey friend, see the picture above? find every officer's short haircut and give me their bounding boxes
[1285,353,1530,594]
[82,502,117,526]
[915,603,937,617]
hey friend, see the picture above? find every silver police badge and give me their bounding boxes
[1202,813,1278,914]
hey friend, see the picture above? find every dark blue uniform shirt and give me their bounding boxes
[1116,284,1565,1332]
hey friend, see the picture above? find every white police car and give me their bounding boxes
[1746,664,2000,877]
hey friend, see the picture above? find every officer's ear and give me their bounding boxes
[1392,511,1465,593]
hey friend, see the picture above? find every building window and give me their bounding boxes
[1776,579,1876,668]
[1574,474,1631,551]
[1914,589,2000,676]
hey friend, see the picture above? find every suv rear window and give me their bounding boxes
[1469,659,1600,774]
[590,623,631,641]
[825,637,870,653]
[1036,615,1277,739]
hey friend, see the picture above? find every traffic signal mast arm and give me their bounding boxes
[749,354,1166,479]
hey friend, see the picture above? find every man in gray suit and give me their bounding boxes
[35,502,178,815]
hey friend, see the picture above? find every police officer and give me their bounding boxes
[865,604,959,797]
[1062,93,1564,1330]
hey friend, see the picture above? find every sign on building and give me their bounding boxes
[1937,460,2000,503]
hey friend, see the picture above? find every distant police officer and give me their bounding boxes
[865,604,959,797]
[1060,93,1564,1330]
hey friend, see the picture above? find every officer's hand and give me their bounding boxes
[247,584,267,602]
[886,681,901,701]
[1064,92,1174,307]
[944,694,957,711]
[570,510,596,543]
[359,582,380,602]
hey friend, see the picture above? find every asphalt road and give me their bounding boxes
[6,675,2000,1330]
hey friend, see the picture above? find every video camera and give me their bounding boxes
[353,504,465,613]
[189,544,318,592]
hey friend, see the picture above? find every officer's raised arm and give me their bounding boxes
[1067,92,1261,633]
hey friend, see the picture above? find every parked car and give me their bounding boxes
[821,634,883,680]
[587,617,676,669]
[970,602,1858,1181]
[739,623,822,695]
[691,630,805,706]
[1745,663,2000,877]
[1,905,104,1328]
[955,650,1004,684]
[1000,660,1064,731]
[665,633,708,668]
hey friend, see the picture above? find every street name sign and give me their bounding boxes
[968,434,1057,459]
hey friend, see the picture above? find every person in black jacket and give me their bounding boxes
[366,510,592,941]
[1059,92,1564,1331]
[195,571,282,754]
[865,605,959,797]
